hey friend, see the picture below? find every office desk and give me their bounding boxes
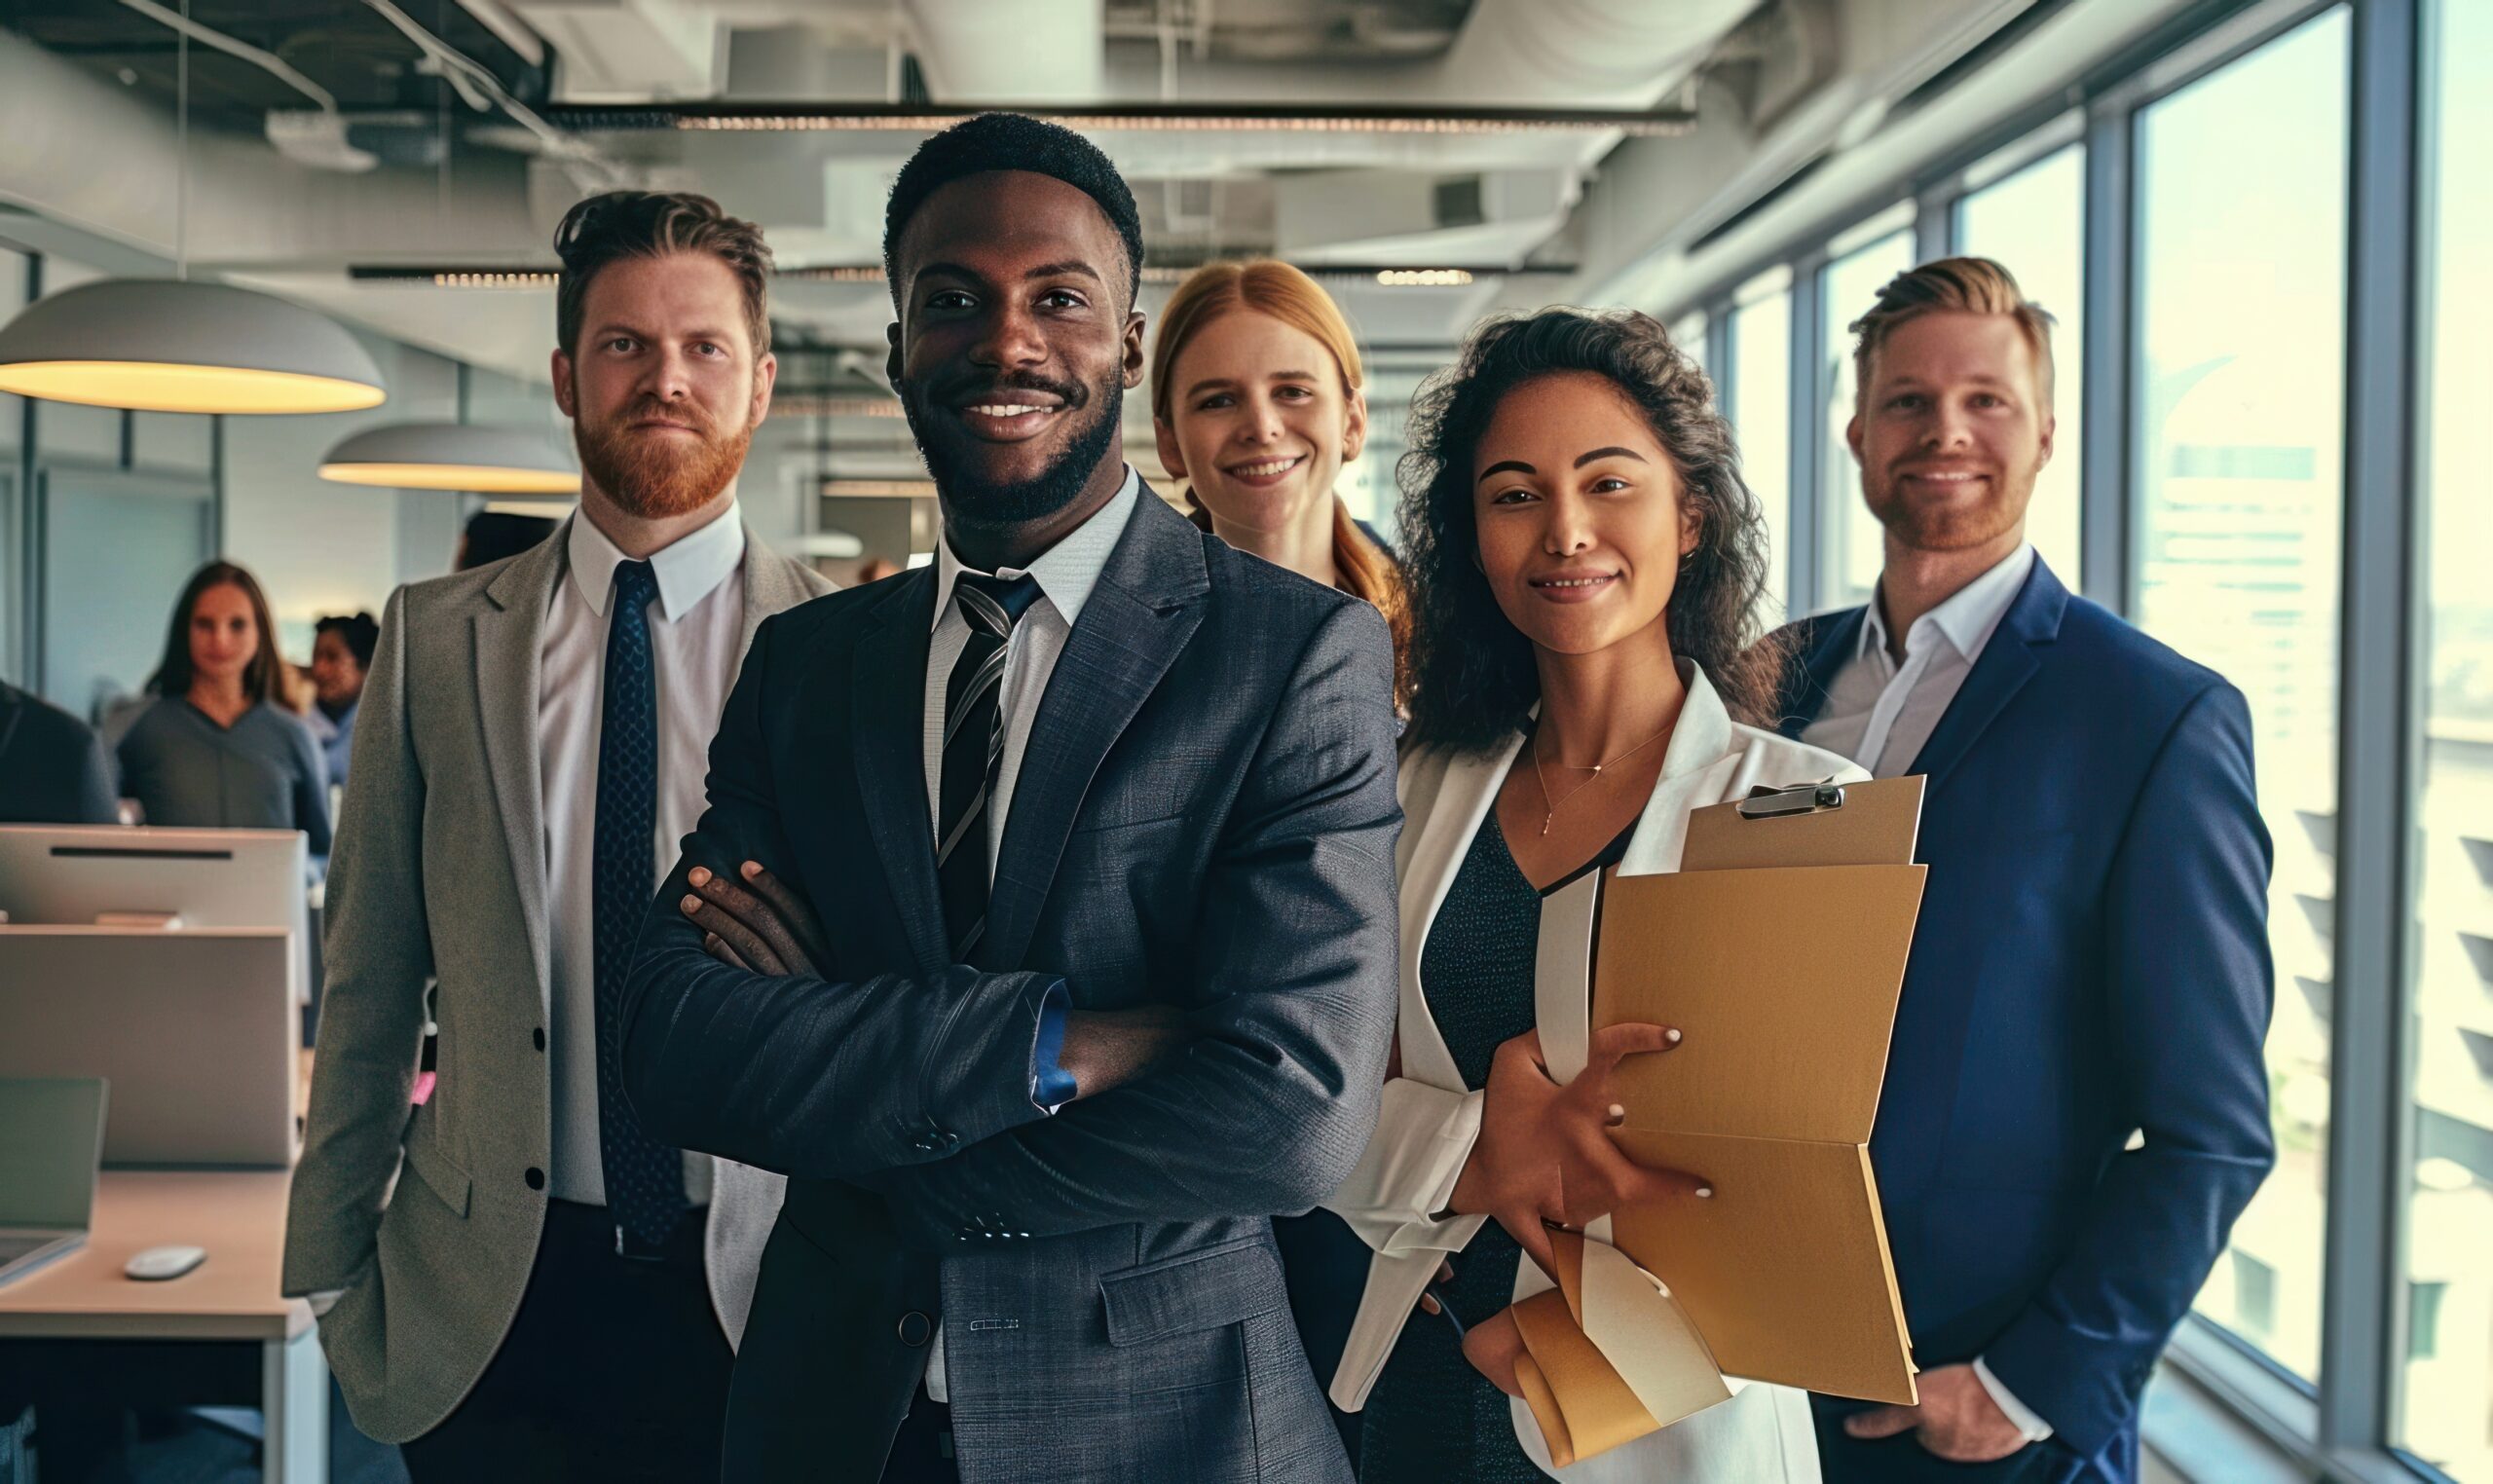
[0,1170,326,1483]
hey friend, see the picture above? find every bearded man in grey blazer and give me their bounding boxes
[283,191,831,1482]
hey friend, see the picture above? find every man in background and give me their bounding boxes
[285,190,831,1482]
[0,678,118,825]
[1776,257,2274,1484]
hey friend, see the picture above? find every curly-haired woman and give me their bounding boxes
[1321,309,1858,1482]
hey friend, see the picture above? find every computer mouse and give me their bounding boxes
[124,1244,206,1281]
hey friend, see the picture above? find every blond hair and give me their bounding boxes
[1151,260,1412,707]
[1848,256,2057,405]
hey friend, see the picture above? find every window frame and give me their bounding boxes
[1645,0,2451,1478]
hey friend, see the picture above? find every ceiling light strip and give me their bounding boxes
[542,103,1694,136]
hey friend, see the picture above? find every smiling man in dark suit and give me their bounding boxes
[1776,258,2275,1484]
[619,114,1400,1484]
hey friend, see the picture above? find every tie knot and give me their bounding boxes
[612,559,658,612]
[953,572,1041,638]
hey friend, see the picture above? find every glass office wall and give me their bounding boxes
[2130,8,2352,1382]
[2402,0,2493,1472]
[1817,230,1915,610]
[1730,279,1793,621]
[1955,144,2086,588]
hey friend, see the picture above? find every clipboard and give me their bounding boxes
[1591,776,1928,1406]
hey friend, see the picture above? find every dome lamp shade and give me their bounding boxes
[319,422,581,495]
[0,278,389,415]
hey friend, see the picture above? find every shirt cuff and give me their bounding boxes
[1974,1355,2056,1442]
[307,1288,345,1318]
[1030,982,1075,1112]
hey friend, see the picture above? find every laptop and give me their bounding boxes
[0,1077,108,1285]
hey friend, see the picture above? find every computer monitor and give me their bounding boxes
[0,1077,107,1284]
[0,825,309,1005]
[0,928,296,1168]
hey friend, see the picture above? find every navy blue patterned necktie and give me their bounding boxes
[593,558,687,1251]
[938,572,1043,965]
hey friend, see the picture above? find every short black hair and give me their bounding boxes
[882,113,1144,305]
[314,612,380,670]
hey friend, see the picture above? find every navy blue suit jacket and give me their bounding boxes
[1773,558,2275,1482]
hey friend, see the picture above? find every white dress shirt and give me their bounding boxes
[1800,544,2035,780]
[915,466,1141,1401]
[540,501,747,1208]
[1797,540,2054,1444]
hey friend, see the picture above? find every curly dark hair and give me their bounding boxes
[883,113,1145,306]
[1398,308,1786,754]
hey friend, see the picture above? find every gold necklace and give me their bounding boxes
[1529,718,1676,836]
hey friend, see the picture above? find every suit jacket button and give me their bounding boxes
[524,1168,544,1191]
[532,1028,545,1051]
[897,1312,932,1347]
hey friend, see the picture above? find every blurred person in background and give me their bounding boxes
[114,559,330,857]
[307,612,379,789]
[456,508,561,572]
[0,678,120,825]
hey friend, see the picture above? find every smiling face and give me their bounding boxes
[1472,372,1696,659]
[188,582,261,688]
[553,250,775,521]
[1849,311,2053,554]
[888,170,1145,530]
[1153,309,1366,538]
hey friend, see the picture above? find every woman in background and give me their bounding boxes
[1151,258,1412,706]
[116,560,331,857]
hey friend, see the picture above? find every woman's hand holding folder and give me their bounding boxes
[1447,1022,1709,1276]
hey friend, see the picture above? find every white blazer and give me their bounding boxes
[1322,660,1864,1483]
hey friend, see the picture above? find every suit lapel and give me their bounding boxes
[983,493,1209,971]
[1778,609,1867,740]
[735,531,828,656]
[473,527,569,997]
[850,569,949,977]
[1903,558,2067,787]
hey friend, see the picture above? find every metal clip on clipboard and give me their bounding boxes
[1735,780,1847,819]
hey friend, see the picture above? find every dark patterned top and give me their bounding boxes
[1358,804,1633,1484]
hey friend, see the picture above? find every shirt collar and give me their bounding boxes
[931,465,1142,633]
[566,501,747,622]
[1859,541,2035,667]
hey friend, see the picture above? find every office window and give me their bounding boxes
[2401,0,2493,1472]
[2133,8,2350,1383]
[1816,231,1915,610]
[1954,143,2086,589]
[1730,283,1792,620]
[1670,312,1709,379]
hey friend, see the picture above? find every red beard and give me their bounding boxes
[573,396,753,519]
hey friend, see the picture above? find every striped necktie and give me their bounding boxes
[937,572,1042,965]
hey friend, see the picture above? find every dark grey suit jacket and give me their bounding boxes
[0,681,118,825]
[621,489,1400,1483]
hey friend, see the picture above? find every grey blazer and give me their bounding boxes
[281,517,833,1444]
[620,489,1402,1483]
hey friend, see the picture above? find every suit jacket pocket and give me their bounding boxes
[396,1133,472,1218]
[1100,1236,1289,1347]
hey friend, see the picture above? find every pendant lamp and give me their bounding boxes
[0,0,387,416]
[319,422,579,494]
[0,279,389,414]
